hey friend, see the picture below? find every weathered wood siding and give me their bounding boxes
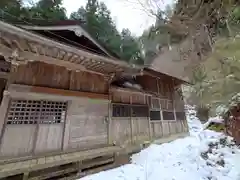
[13,61,70,89]
[35,124,63,153]
[0,84,110,158]
[132,117,150,144]
[12,62,108,94]
[136,74,174,99]
[0,94,9,141]
[0,125,36,157]
[65,98,108,150]
[136,75,158,94]
[110,87,145,105]
[110,83,188,145]
[69,71,107,94]
[110,88,149,146]
[111,117,132,146]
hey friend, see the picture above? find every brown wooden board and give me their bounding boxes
[69,70,108,94]
[13,62,70,90]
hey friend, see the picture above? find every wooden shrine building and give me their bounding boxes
[0,20,189,179]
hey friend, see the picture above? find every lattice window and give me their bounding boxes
[150,111,161,121]
[176,112,186,120]
[6,100,67,124]
[162,111,175,120]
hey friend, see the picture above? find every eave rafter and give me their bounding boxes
[0,28,140,81]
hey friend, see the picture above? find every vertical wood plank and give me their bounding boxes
[159,98,164,137]
[5,64,14,89]
[69,70,74,90]
[61,102,68,150]
[168,121,171,135]
[173,101,177,121]
[0,95,10,150]
[130,96,133,144]
[157,79,160,95]
[108,94,112,144]
[63,101,71,151]
[0,125,36,157]
[32,103,41,155]
[146,94,152,140]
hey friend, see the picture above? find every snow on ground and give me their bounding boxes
[79,106,240,180]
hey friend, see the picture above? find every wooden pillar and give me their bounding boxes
[5,63,16,90]
[130,96,134,144]
[173,102,177,121]
[157,79,160,95]
[0,94,10,149]
[146,94,152,140]
[159,99,164,137]
[32,102,41,155]
[63,101,71,151]
[69,70,74,90]
[107,94,112,144]
[61,102,69,151]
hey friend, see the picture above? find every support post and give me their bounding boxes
[130,96,134,144]
[107,94,112,144]
[159,98,164,137]
[0,95,11,149]
[146,94,152,140]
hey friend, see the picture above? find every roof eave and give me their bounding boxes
[0,21,140,75]
[19,24,115,59]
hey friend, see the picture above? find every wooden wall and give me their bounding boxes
[136,74,174,99]
[132,117,150,144]
[64,98,109,150]
[0,125,36,157]
[110,87,145,105]
[12,62,108,94]
[35,124,63,154]
[0,85,110,158]
[0,68,189,159]
[111,117,132,146]
[110,86,188,146]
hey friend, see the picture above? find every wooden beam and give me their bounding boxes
[20,51,87,71]
[0,44,104,76]
[130,96,134,144]
[30,86,109,100]
[107,94,112,144]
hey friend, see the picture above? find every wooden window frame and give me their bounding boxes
[112,104,131,117]
[112,103,149,118]
[6,99,67,125]
[162,110,175,121]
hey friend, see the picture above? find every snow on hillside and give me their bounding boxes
[79,106,240,180]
